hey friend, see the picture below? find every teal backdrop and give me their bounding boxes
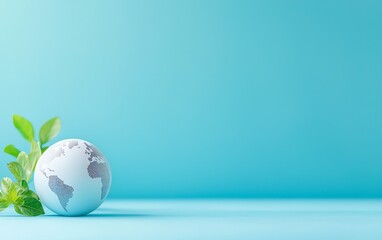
[0,0,381,198]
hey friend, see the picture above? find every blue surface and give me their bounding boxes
[0,1,382,198]
[2,200,382,239]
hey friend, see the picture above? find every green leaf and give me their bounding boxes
[39,117,61,145]
[20,180,29,190]
[14,181,40,204]
[15,197,45,216]
[17,152,31,182]
[17,152,29,171]
[16,180,29,195]
[7,162,25,181]
[13,114,35,143]
[14,204,22,214]
[41,146,49,154]
[4,144,21,158]
[28,141,41,180]
[21,180,28,188]
[1,177,18,203]
[21,190,40,200]
[15,180,36,198]
[1,177,15,197]
[0,193,10,212]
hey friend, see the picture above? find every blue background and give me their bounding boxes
[0,0,381,198]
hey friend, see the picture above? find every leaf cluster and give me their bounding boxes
[0,115,62,216]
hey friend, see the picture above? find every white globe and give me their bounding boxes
[34,139,112,216]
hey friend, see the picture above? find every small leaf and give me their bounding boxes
[15,197,45,216]
[14,204,22,214]
[17,152,29,171]
[20,180,29,190]
[0,193,10,211]
[30,140,40,154]
[13,114,35,143]
[28,141,42,180]
[16,180,29,196]
[39,117,61,145]
[1,177,18,203]
[4,144,21,158]
[21,190,40,200]
[17,152,31,182]
[1,177,15,197]
[7,162,25,181]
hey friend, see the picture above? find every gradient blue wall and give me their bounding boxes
[0,0,381,198]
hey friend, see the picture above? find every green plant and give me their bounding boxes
[0,114,62,216]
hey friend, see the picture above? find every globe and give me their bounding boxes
[34,139,112,216]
